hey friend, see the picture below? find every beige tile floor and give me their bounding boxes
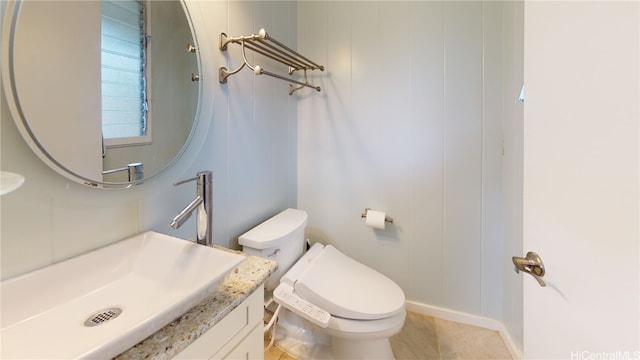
[265,311,512,360]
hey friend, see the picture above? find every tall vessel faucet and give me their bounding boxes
[169,171,212,246]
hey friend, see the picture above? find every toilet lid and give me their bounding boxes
[294,245,405,320]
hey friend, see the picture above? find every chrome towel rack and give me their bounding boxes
[219,29,324,95]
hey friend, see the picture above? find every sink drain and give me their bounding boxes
[83,307,122,327]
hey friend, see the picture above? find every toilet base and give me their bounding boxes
[274,308,331,359]
[275,337,333,360]
[331,337,395,360]
[273,308,397,360]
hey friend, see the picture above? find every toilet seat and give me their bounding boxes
[325,309,406,338]
[287,243,405,321]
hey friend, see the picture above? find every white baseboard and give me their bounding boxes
[497,323,523,360]
[405,300,523,360]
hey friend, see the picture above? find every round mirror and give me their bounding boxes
[2,0,201,189]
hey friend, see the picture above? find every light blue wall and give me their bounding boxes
[295,1,523,351]
[296,0,506,319]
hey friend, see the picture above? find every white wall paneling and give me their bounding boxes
[407,0,446,308]
[297,1,508,321]
[442,1,483,315]
[501,0,524,354]
[480,0,505,323]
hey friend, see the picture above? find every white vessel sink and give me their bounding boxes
[0,231,245,359]
[0,171,25,195]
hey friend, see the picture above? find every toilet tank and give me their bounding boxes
[239,208,308,291]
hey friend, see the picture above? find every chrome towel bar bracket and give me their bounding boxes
[219,29,324,95]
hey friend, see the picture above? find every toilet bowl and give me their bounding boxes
[239,208,406,360]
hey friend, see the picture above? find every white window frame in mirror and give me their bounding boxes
[101,0,153,149]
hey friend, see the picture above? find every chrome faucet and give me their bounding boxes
[170,171,212,246]
[102,162,144,182]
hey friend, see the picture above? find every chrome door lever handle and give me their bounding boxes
[512,251,546,287]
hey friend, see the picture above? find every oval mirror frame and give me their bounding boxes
[1,0,202,189]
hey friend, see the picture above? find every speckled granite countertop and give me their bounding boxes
[114,248,276,360]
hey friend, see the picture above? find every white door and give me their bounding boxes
[522,1,639,359]
[10,1,103,180]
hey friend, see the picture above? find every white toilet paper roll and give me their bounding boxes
[365,210,386,230]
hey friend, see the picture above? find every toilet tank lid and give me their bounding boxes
[238,208,308,249]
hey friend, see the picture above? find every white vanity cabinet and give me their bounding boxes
[174,287,264,360]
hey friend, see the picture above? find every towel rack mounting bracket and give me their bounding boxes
[218,29,324,95]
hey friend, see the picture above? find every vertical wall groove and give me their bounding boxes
[441,2,448,309]
[479,1,484,317]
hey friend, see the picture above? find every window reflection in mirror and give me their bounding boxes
[101,0,198,183]
[101,0,150,145]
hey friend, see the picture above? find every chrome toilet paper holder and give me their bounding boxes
[361,208,394,224]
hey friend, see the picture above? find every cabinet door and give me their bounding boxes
[174,287,264,359]
[215,322,263,360]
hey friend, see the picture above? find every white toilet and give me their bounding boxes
[239,208,406,360]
